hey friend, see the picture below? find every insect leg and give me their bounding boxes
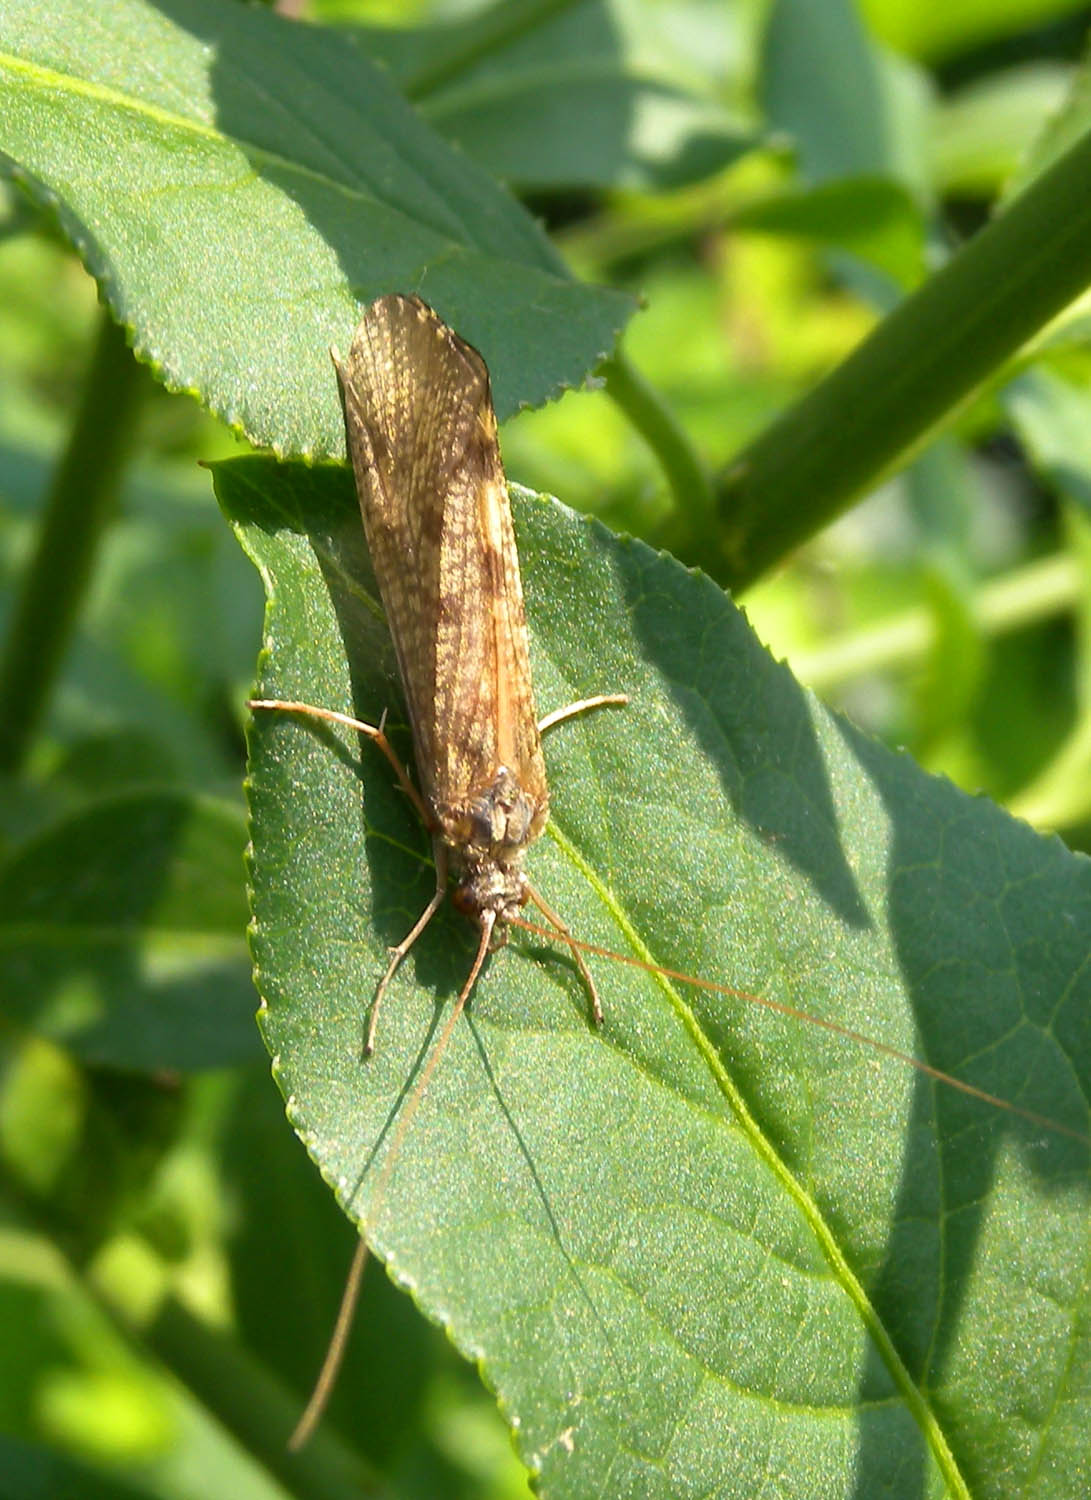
[526,883,604,1026]
[366,838,450,1055]
[248,698,431,825]
[537,693,628,735]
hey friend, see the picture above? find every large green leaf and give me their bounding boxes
[356,0,758,193]
[0,0,632,446]
[222,454,1090,1500]
[762,0,931,193]
[422,66,754,194]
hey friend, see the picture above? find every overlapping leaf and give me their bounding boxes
[0,0,632,448]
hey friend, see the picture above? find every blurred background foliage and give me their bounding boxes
[2,0,1091,1496]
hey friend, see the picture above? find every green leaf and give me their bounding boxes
[1006,366,1091,512]
[762,0,931,194]
[222,453,1090,1500]
[354,0,759,193]
[0,791,258,1070]
[0,0,632,445]
[1007,48,1091,201]
[422,67,756,194]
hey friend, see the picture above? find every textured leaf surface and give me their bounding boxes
[0,0,632,447]
[223,454,1091,1500]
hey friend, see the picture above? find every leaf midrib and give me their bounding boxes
[0,47,584,290]
[0,51,383,206]
[546,815,971,1498]
[261,481,967,1483]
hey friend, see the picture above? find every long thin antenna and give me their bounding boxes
[288,1238,369,1451]
[509,916,1091,1147]
[288,914,496,1449]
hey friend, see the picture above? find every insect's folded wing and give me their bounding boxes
[337,296,545,821]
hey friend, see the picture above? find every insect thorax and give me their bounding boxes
[441,766,548,925]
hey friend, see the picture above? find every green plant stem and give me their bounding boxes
[602,349,715,528]
[1008,715,1091,830]
[1006,505,1091,831]
[793,551,1081,690]
[716,127,1091,589]
[0,308,144,773]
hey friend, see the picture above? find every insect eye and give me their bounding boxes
[451,883,475,915]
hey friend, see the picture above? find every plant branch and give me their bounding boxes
[793,551,1081,690]
[0,308,145,773]
[716,127,1091,588]
[602,349,715,529]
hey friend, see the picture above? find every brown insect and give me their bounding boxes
[251,293,625,1054]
